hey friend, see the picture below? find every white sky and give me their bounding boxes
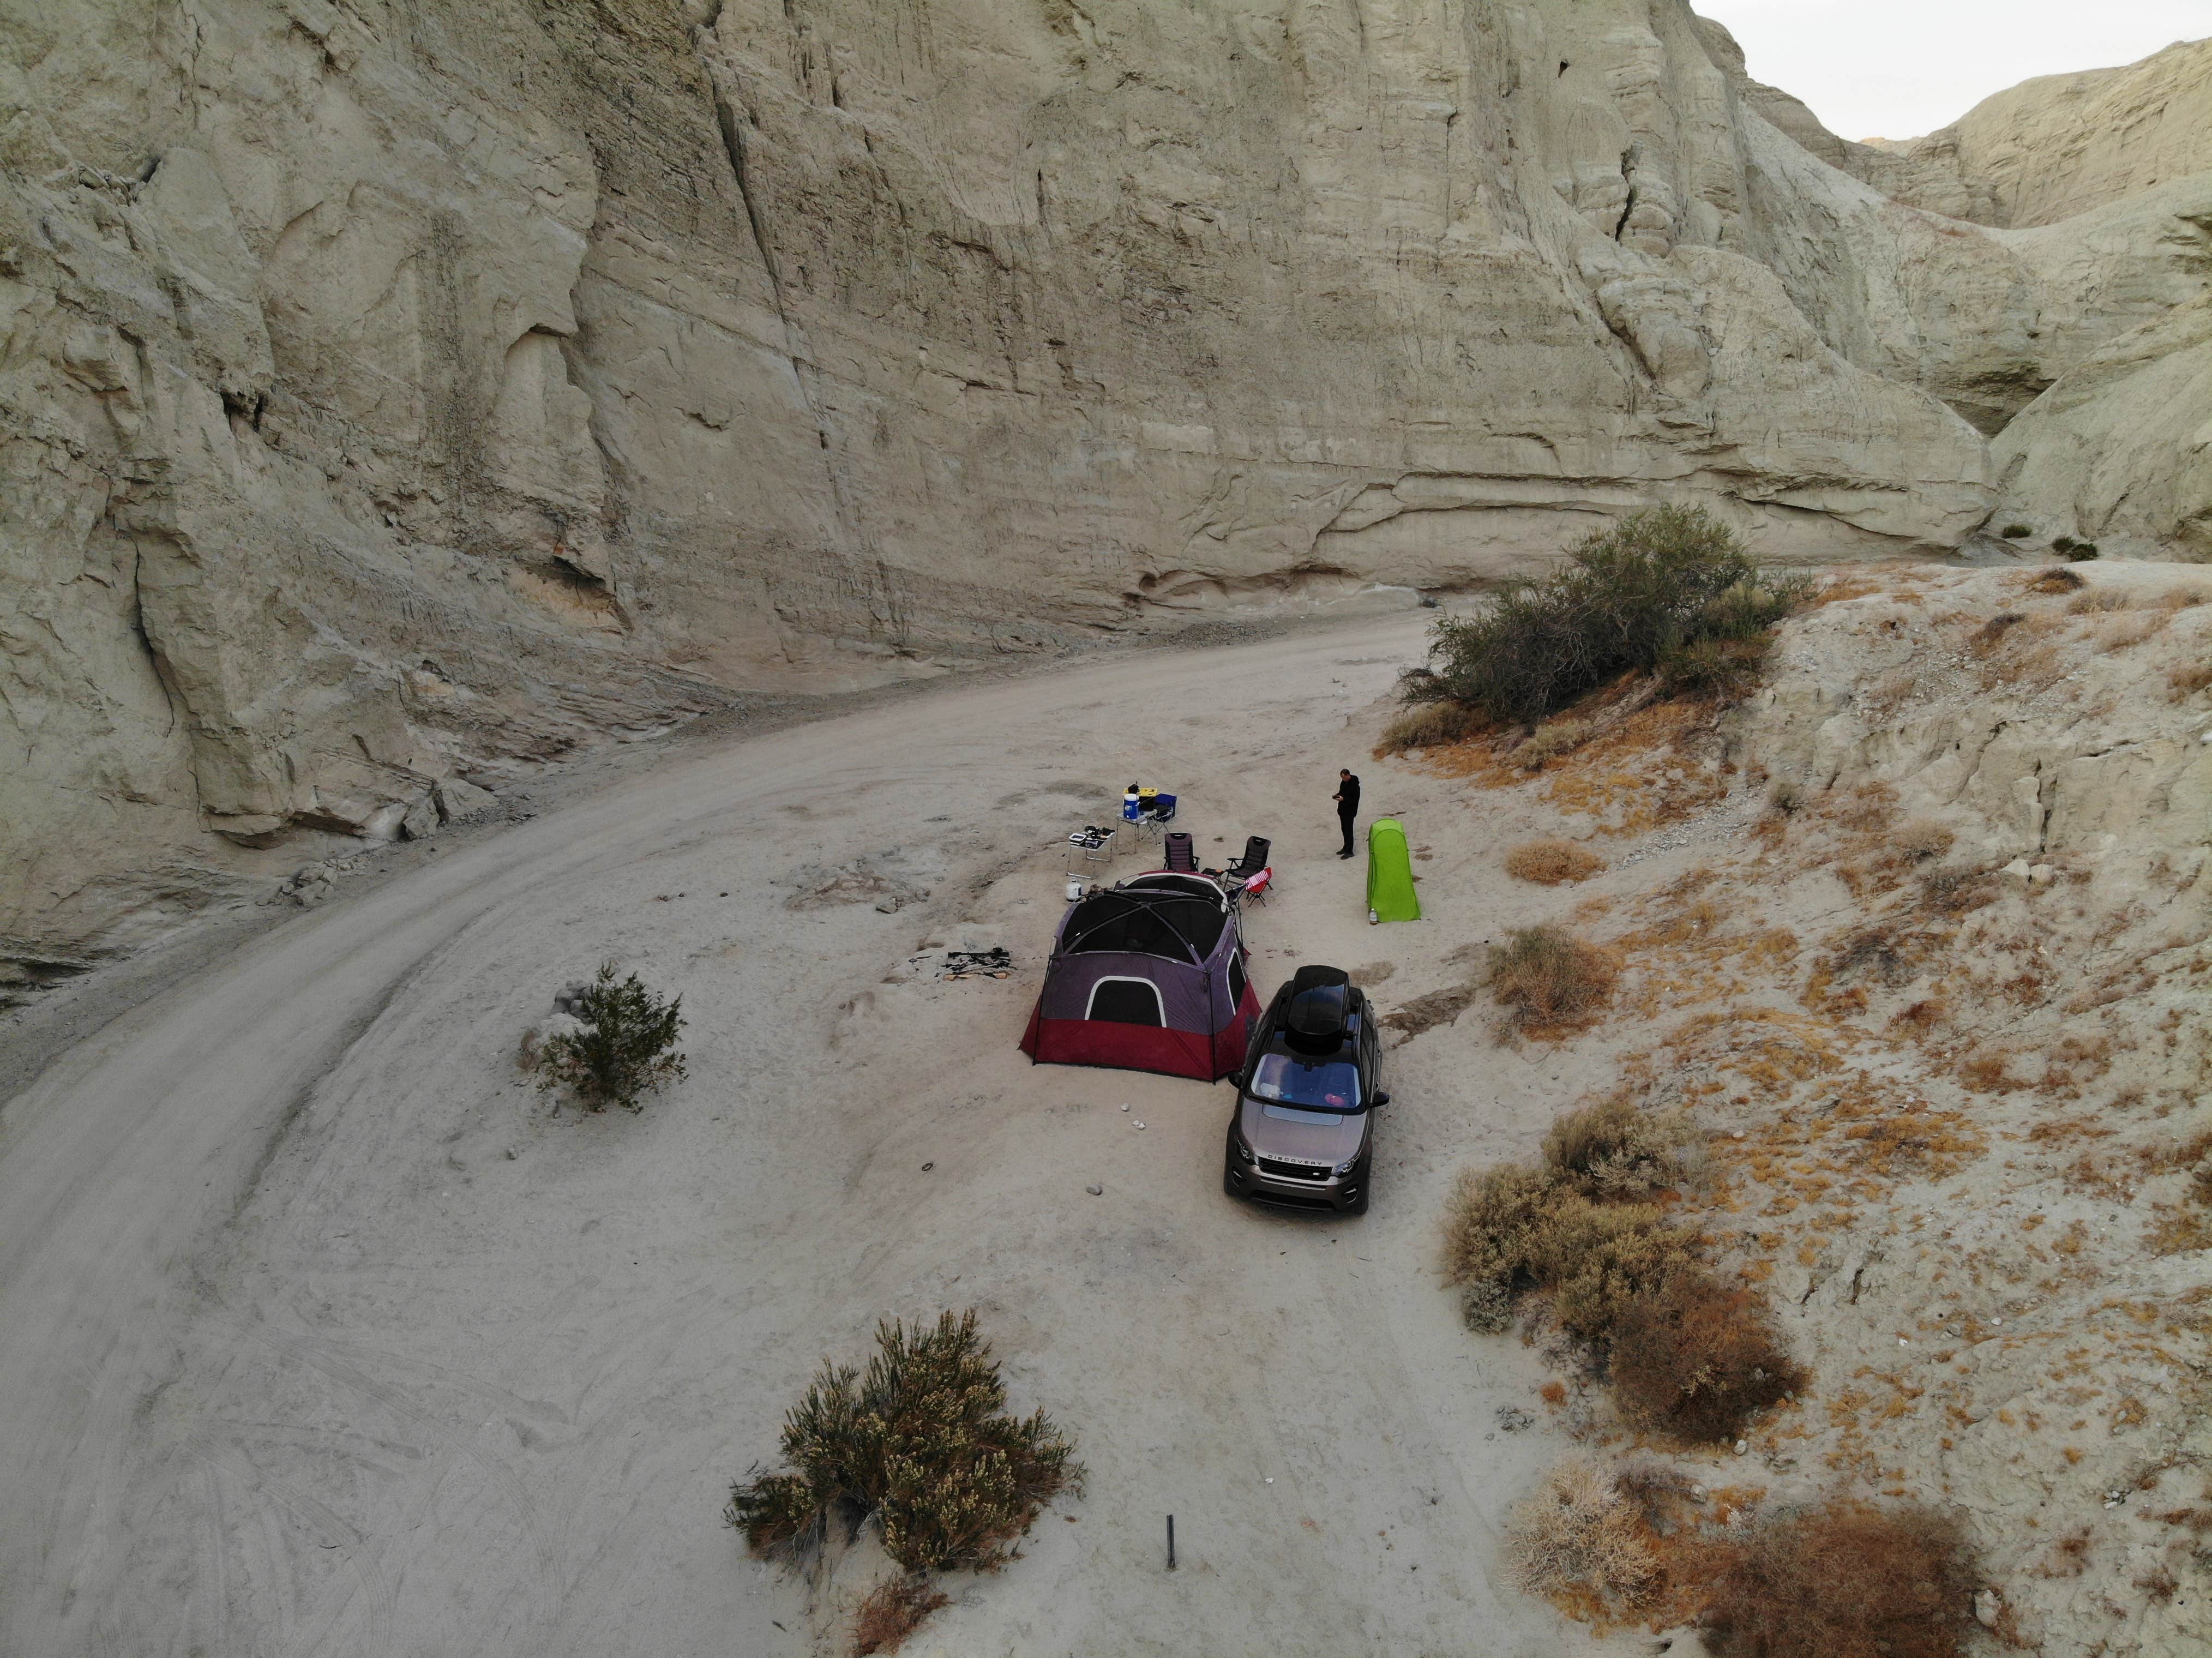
[1694,1,2210,141]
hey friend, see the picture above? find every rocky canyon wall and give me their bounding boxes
[2,1,2206,982]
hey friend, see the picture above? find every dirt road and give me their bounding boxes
[0,613,1598,1657]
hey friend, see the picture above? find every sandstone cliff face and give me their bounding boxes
[1862,38,2212,230]
[0,2,2204,980]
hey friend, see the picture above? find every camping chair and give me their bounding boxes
[1223,836,1270,880]
[1163,831,1198,873]
[1133,791,1177,843]
[1240,866,1272,908]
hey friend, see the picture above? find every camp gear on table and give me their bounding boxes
[1163,831,1198,872]
[1020,872,1262,1081]
[1065,823,1117,876]
[1366,817,1422,924]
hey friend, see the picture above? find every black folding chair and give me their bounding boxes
[1223,836,1270,880]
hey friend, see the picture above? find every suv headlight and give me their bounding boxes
[1232,1134,1256,1164]
[1334,1152,1361,1176]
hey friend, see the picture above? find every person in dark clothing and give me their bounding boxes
[1334,768,1361,858]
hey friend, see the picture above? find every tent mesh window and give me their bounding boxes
[1061,886,1227,962]
[1087,977,1166,1026]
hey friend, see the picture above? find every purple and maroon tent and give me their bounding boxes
[1020,872,1261,1082]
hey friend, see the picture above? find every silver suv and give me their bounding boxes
[1222,966,1388,1215]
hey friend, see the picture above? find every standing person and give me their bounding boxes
[1333,767,1361,858]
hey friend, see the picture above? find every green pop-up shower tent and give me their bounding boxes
[1366,816,1422,923]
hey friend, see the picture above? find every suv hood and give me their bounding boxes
[1239,1097,1365,1163]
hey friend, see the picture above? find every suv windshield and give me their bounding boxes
[1248,1053,1361,1112]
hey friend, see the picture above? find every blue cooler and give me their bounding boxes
[1122,788,1142,822]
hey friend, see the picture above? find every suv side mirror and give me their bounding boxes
[1372,1091,1391,1108]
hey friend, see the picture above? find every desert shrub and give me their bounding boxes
[2000,524,2032,539]
[1919,868,1998,916]
[726,1309,1083,1574]
[2025,566,2083,595]
[536,961,687,1112]
[1890,996,1949,1032]
[1460,1279,1516,1333]
[1895,819,1955,863]
[1440,1165,1693,1340]
[850,1576,950,1655]
[1505,839,1608,885]
[1965,612,2025,654]
[1704,1498,1977,1658]
[1515,718,1595,768]
[1544,1096,1689,1197]
[1377,698,1488,754]
[2052,535,2100,561]
[1657,632,1771,702]
[1609,1270,1804,1444]
[2170,661,2212,700]
[1539,1196,1698,1341]
[1415,507,1809,724]
[1441,1163,1568,1293]
[1488,925,1619,1032]
[1768,777,1805,814]
[1505,1457,1660,1606]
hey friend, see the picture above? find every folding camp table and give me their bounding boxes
[1064,824,1117,876]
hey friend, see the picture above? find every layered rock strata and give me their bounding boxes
[1859,37,2212,229]
[1,1,2205,975]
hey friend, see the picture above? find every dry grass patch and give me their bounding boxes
[1505,839,1607,885]
[2168,660,2212,700]
[1377,698,1488,755]
[1489,925,1619,1036]
[2103,611,2173,650]
[1704,1499,1977,1658]
[1515,718,1595,769]
[1896,819,1954,863]
[2067,587,2131,615]
[850,1577,950,1655]
[1541,698,1728,833]
[2025,567,2084,596]
[1918,867,1999,917]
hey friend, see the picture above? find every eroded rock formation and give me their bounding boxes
[1857,37,2212,229]
[2,2,2207,980]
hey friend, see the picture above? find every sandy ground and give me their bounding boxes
[0,612,1642,1658]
